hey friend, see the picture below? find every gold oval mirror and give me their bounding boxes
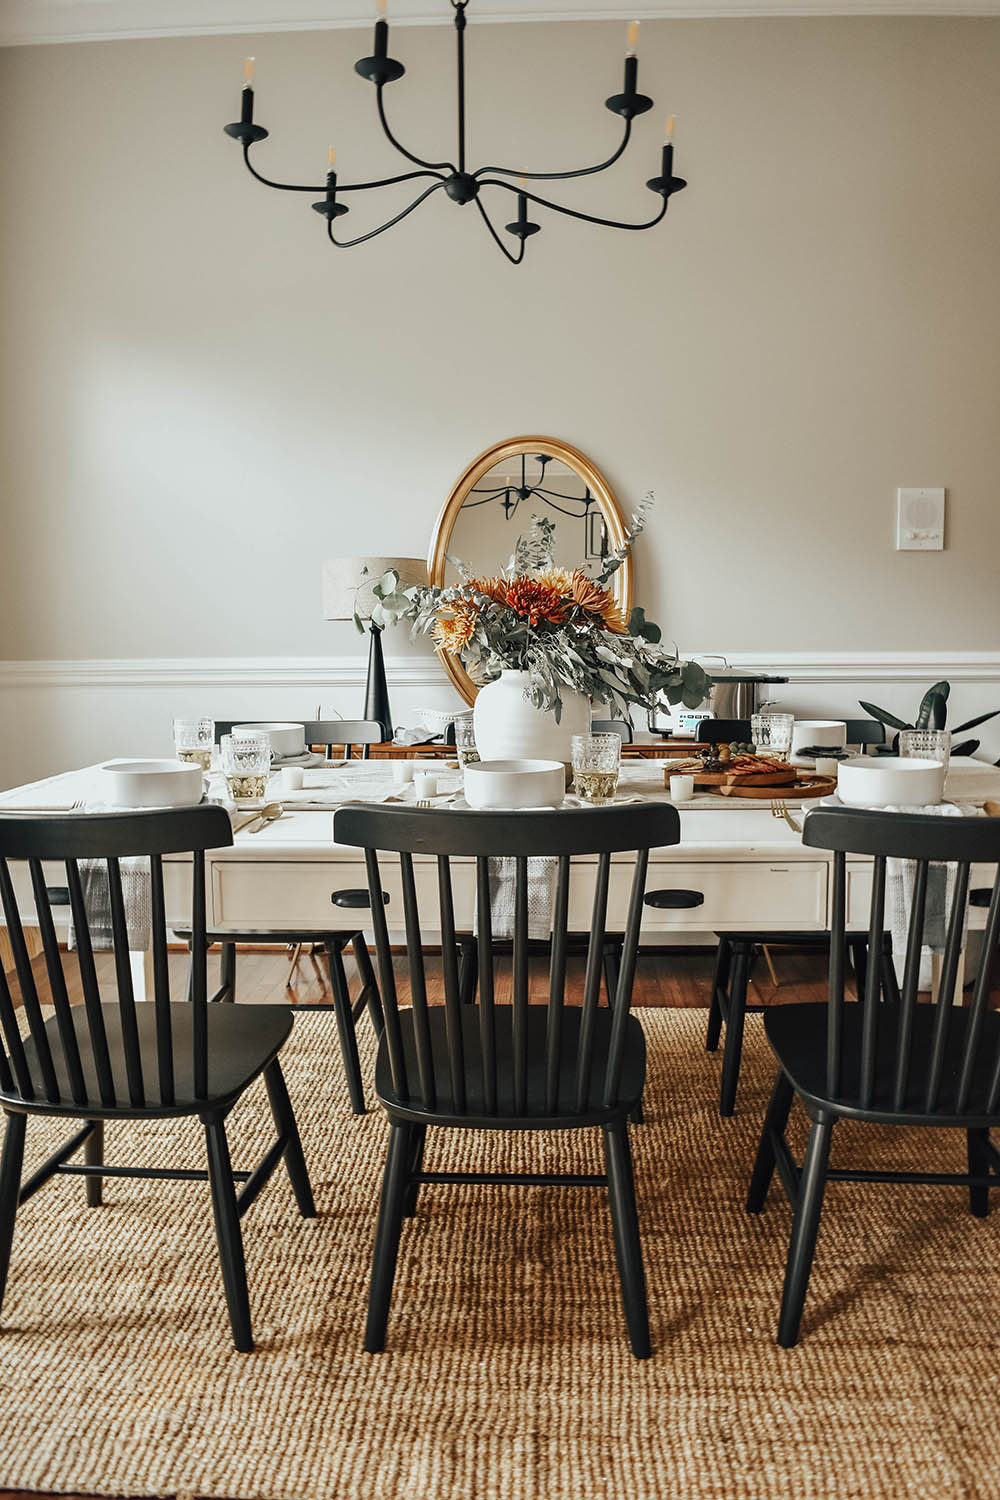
[427,436,633,706]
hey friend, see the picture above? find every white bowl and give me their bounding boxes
[463,759,565,810]
[98,758,205,809]
[790,719,847,756]
[418,706,473,734]
[836,755,946,809]
[233,722,304,758]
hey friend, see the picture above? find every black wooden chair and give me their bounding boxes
[747,807,1000,1346]
[0,807,314,1352]
[214,719,383,760]
[188,716,386,1114]
[699,718,753,745]
[333,800,681,1359]
[699,719,894,1116]
[844,717,885,751]
[591,718,634,743]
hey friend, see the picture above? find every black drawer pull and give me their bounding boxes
[331,889,389,909]
[643,889,705,910]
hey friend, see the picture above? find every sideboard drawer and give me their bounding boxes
[210,856,829,936]
[576,860,829,933]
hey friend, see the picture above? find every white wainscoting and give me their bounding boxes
[1,651,998,790]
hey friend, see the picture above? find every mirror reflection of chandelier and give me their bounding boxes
[224,2,687,265]
[465,453,609,561]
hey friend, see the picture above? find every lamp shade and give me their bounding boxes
[321,556,427,622]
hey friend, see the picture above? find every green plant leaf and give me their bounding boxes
[859,699,912,732]
[953,708,1000,733]
[916,681,950,729]
[353,611,364,634]
[951,738,980,757]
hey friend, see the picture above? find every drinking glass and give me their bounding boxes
[220,730,271,805]
[899,728,952,767]
[571,733,622,803]
[172,716,214,772]
[454,718,480,769]
[750,712,794,761]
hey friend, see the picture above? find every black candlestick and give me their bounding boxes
[364,623,393,739]
[375,18,388,60]
[241,85,254,126]
[605,55,652,119]
[311,170,350,219]
[505,191,540,240]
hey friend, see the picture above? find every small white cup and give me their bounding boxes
[814,757,840,779]
[414,771,438,799]
[279,766,305,792]
[669,774,695,803]
[392,760,415,785]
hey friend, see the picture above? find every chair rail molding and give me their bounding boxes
[0,651,997,690]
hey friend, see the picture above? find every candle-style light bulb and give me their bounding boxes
[240,57,255,126]
[626,20,639,57]
[664,115,676,144]
[376,0,387,13]
[328,145,337,170]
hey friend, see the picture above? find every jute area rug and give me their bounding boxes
[0,1009,998,1500]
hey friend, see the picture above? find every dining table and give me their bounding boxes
[3,759,999,983]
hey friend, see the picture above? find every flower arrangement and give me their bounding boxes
[367,498,710,722]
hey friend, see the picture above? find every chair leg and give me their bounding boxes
[777,1113,834,1348]
[323,939,366,1115]
[352,933,384,1035]
[365,1122,414,1353]
[706,938,730,1052]
[0,1110,27,1321]
[203,1116,253,1353]
[402,1125,427,1218]
[84,1119,104,1208]
[602,1120,651,1359]
[967,1128,990,1219]
[719,944,750,1117]
[746,1071,795,1213]
[264,1061,316,1219]
[220,941,237,1003]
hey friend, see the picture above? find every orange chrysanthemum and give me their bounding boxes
[467,575,508,605]
[534,567,576,598]
[503,576,569,627]
[432,603,479,654]
[569,570,629,633]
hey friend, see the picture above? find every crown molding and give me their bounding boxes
[2,0,999,48]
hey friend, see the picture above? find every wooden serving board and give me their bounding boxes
[710,774,838,800]
[692,768,797,788]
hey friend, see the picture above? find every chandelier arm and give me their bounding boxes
[474,198,526,265]
[242,143,441,195]
[327,179,448,248]
[376,86,457,175]
[473,118,632,183]
[479,178,669,232]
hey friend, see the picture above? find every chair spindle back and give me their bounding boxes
[0,808,232,1112]
[335,803,678,1118]
[804,808,1000,1117]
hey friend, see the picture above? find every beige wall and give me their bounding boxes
[1,16,999,666]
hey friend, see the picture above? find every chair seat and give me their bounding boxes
[765,1002,1000,1124]
[376,1005,646,1127]
[5,1003,293,1118]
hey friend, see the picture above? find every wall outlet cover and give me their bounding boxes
[897,487,945,550]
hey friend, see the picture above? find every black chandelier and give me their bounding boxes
[465,453,609,558]
[224,2,687,264]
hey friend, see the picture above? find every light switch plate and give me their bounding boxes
[896,487,945,550]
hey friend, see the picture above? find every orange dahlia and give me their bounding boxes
[503,576,568,627]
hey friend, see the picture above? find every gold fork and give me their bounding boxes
[771,799,803,834]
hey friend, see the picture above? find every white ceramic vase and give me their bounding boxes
[473,670,591,763]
